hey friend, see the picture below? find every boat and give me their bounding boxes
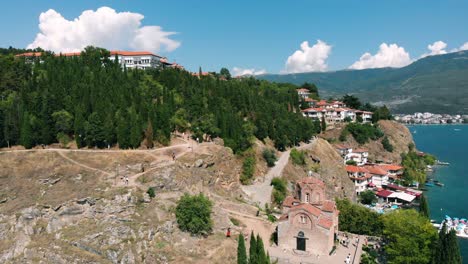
[435,182,444,187]
[425,182,435,187]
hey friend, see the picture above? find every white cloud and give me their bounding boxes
[451,42,468,52]
[349,43,412,70]
[232,67,266,77]
[421,41,447,58]
[283,40,332,73]
[27,7,180,53]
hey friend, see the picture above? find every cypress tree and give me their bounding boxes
[237,234,247,264]
[144,119,154,149]
[446,230,462,264]
[256,234,267,264]
[249,231,257,264]
[321,115,326,132]
[266,251,271,264]
[434,223,448,263]
[419,194,430,218]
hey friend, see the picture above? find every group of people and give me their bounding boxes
[121,175,129,185]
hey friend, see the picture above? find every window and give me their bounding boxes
[300,215,307,224]
[305,193,310,203]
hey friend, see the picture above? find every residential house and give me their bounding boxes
[346,165,372,195]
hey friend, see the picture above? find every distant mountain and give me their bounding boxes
[259,51,468,114]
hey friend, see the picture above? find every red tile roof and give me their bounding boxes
[290,203,322,217]
[365,166,388,176]
[376,190,393,198]
[379,164,404,171]
[321,200,336,212]
[296,88,310,92]
[354,148,368,153]
[317,215,333,229]
[299,177,325,187]
[346,165,369,173]
[282,196,300,208]
[15,52,43,57]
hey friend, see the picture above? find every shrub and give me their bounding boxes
[290,148,306,165]
[346,123,384,144]
[339,128,349,142]
[146,187,155,198]
[175,193,213,235]
[271,177,287,205]
[57,132,71,147]
[346,160,357,166]
[382,136,394,152]
[240,151,256,184]
[359,190,377,205]
[262,149,277,167]
[230,217,241,226]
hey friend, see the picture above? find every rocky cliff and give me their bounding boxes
[282,139,357,202]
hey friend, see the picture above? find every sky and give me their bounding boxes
[1,0,468,75]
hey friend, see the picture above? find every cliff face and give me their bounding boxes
[323,120,415,164]
[282,139,357,201]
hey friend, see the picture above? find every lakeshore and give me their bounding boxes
[409,124,468,263]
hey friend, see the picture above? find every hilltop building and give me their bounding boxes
[297,88,372,124]
[15,50,183,70]
[277,177,339,256]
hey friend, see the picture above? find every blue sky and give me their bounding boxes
[1,0,467,74]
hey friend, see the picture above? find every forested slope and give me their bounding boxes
[0,47,319,152]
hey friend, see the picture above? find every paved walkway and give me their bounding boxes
[241,140,316,208]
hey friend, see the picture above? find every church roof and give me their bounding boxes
[282,196,300,208]
[317,215,334,229]
[321,200,336,212]
[290,203,322,217]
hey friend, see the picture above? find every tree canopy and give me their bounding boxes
[0,47,319,152]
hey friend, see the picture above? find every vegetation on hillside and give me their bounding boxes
[175,193,213,235]
[345,123,384,144]
[290,148,306,165]
[271,177,287,205]
[262,149,277,167]
[0,47,319,152]
[433,224,462,264]
[400,144,436,185]
[336,199,383,236]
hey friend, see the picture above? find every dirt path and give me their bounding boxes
[56,151,113,177]
[241,140,316,208]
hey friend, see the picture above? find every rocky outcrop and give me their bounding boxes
[322,120,414,164]
[283,139,356,201]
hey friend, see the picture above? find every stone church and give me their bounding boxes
[277,177,339,255]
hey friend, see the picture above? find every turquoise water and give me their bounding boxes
[409,125,468,262]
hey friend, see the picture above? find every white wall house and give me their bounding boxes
[346,165,372,195]
[296,88,311,100]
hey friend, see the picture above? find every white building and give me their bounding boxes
[15,50,179,70]
[296,88,311,100]
[346,165,372,195]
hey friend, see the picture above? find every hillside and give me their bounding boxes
[321,120,415,164]
[259,51,468,114]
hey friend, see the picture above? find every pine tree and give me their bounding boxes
[249,231,257,264]
[256,234,267,264]
[266,251,271,264]
[20,112,33,149]
[237,233,247,264]
[419,194,430,218]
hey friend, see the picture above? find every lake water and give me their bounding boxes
[409,124,468,262]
